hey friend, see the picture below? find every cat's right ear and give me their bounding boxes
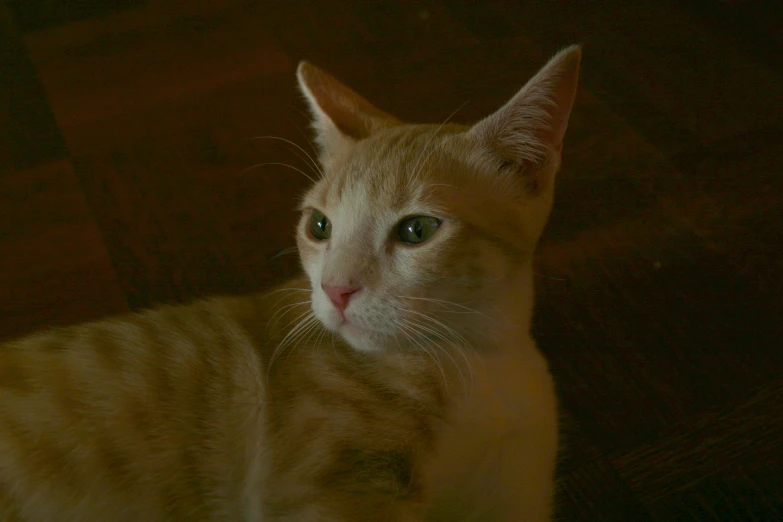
[297,61,400,160]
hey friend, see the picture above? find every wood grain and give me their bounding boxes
[0,159,128,340]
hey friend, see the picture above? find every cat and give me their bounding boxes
[0,45,581,521]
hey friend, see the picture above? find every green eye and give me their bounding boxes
[398,216,441,245]
[309,209,332,240]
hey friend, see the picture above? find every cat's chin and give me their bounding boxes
[340,321,366,338]
[312,307,392,353]
[338,323,386,353]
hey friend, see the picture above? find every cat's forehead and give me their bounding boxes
[310,124,467,211]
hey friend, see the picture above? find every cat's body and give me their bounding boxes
[0,281,556,521]
[0,47,581,521]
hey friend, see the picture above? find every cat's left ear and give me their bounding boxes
[468,45,582,193]
[297,61,400,160]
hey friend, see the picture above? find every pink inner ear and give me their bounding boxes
[470,46,581,176]
[298,61,400,141]
[319,91,374,140]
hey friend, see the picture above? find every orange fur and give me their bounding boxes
[0,46,580,521]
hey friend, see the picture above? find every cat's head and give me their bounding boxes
[294,47,581,353]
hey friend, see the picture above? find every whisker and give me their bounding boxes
[285,106,333,170]
[410,310,475,350]
[284,318,322,363]
[268,314,318,373]
[403,309,477,391]
[249,135,325,179]
[272,307,313,341]
[268,246,299,262]
[534,271,566,282]
[267,300,312,332]
[240,162,316,184]
[275,144,323,180]
[423,183,460,190]
[284,145,325,180]
[261,287,311,308]
[395,321,447,387]
[278,317,318,365]
[264,286,310,296]
[311,322,328,353]
[487,302,514,326]
[395,295,495,322]
[404,317,469,391]
[413,313,474,374]
[287,120,329,179]
[409,100,470,182]
[269,308,314,359]
[393,333,407,368]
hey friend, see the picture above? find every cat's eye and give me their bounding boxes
[309,209,332,240]
[398,216,441,245]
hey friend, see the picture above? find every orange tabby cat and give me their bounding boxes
[0,46,581,521]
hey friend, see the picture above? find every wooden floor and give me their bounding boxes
[2,0,782,519]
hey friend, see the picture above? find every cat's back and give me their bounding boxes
[0,297,266,521]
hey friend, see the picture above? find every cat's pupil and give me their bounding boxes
[413,220,423,239]
[398,215,440,245]
[309,209,332,240]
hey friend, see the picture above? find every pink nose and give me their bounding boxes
[322,284,360,312]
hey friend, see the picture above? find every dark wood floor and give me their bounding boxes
[2,0,782,519]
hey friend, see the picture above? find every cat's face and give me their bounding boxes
[295,48,581,352]
[296,125,529,352]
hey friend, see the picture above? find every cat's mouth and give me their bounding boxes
[339,312,377,336]
[313,297,395,350]
[332,317,388,352]
[336,315,394,347]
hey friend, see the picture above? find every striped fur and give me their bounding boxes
[0,46,580,521]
